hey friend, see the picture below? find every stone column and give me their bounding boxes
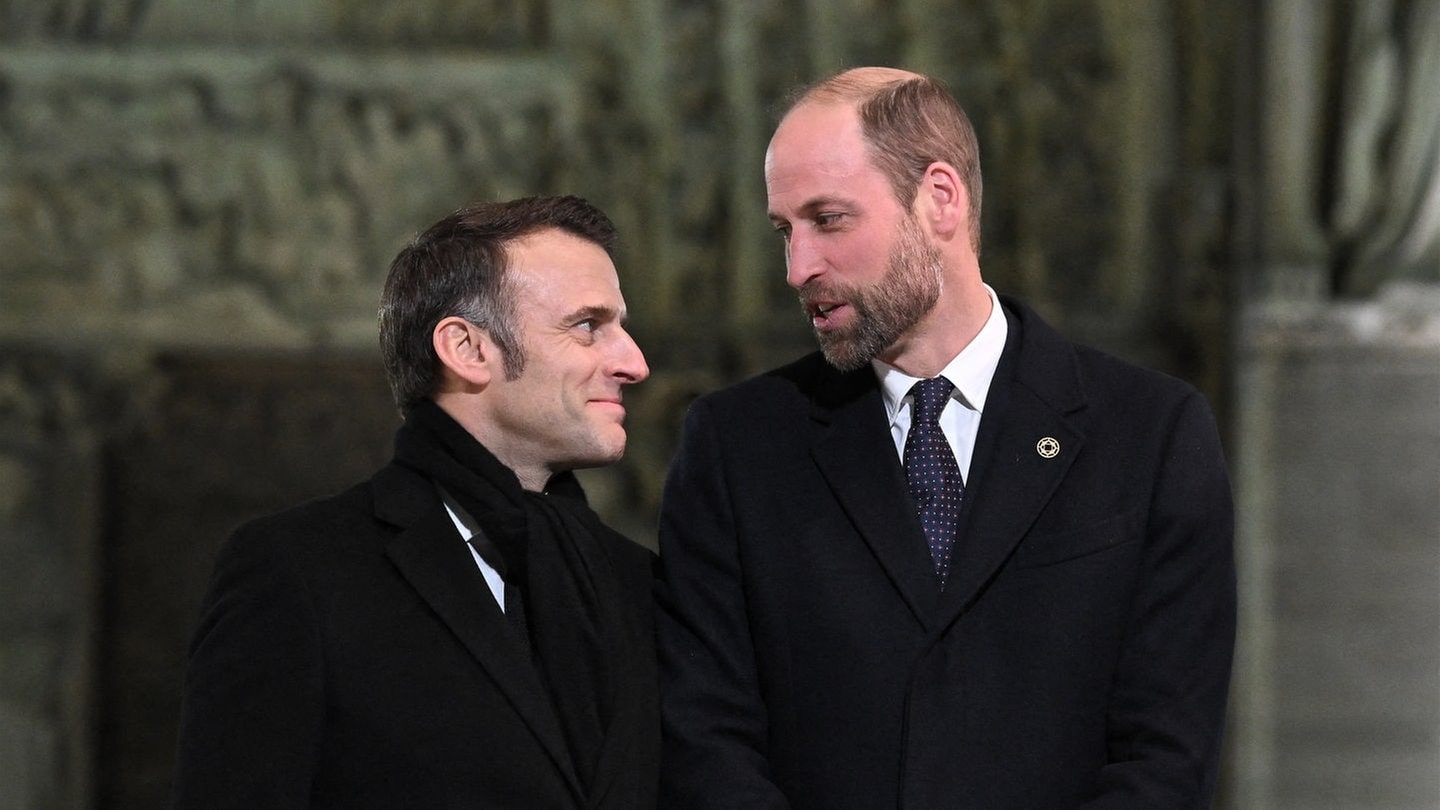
[1231,1,1440,807]
[1233,287,1440,809]
[0,350,116,810]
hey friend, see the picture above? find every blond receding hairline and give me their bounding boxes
[792,66,924,108]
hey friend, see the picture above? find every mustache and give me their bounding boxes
[797,279,855,306]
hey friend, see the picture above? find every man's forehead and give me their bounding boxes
[765,104,883,212]
[508,234,619,294]
[771,101,862,151]
[768,103,871,174]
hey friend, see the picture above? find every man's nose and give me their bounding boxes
[612,327,649,384]
[785,231,826,289]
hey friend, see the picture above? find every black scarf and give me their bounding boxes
[393,399,619,790]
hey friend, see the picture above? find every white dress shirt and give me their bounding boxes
[873,284,1008,482]
[440,491,507,610]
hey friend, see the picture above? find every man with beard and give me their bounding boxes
[172,196,660,809]
[655,68,1236,808]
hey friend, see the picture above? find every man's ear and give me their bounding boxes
[432,316,494,389]
[916,161,969,242]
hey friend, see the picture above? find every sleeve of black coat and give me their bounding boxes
[655,398,793,810]
[171,522,325,810]
[1083,389,1237,808]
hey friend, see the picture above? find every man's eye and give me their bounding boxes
[575,319,597,333]
[815,213,842,229]
[772,224,792,240]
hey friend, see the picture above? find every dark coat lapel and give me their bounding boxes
[934,298,1087,628]
[809,365,942,626]
[369,464,584,801]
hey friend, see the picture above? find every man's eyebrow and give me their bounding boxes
[769,195,850,223]
[561,304,624,324]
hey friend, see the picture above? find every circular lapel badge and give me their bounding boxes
[1036,437,1060,458]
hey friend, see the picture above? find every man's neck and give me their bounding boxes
[879,284,994,378]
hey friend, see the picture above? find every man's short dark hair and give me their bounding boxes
[378,195,618,414]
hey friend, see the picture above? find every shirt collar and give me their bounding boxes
[873,284,1008,424]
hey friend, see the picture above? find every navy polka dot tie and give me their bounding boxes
[904,377,963,586]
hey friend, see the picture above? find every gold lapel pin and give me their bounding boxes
[1036,437,1060,458]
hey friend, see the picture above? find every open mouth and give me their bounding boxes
[806,300,847,329]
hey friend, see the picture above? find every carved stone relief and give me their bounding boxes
[0,50,577,349]
[0,0,546,47]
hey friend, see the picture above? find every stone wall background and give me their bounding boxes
[1231,287,1440,809]
[0,1,1435,808]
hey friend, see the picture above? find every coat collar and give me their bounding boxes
[369,464,586,802]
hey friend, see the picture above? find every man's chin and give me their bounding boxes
[817,334,871,372]
[594,433,629,464]
[565,448,627,478]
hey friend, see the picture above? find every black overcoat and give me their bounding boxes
[173,458,660,809]
[657,296,1236,809]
